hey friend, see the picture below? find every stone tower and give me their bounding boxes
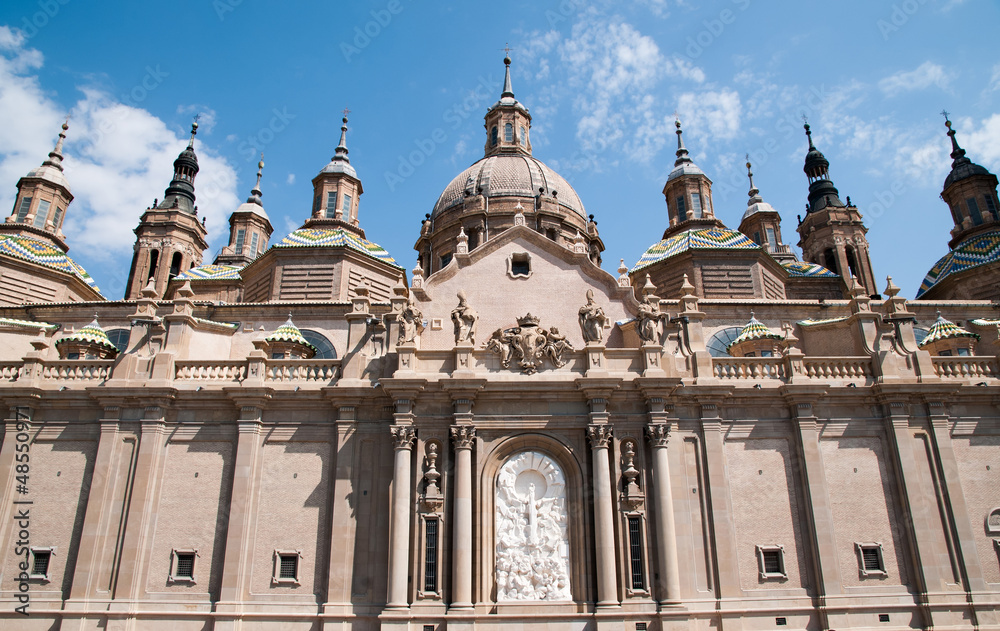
[5,120,74,251]
[939,116,1000,248]
[306,113,365,234]
[738,158,795,262]
[124,122,209,299]
[214,155,273,266]
[795,123,877,296]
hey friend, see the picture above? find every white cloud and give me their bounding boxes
[635,0,670,18]
[962,113,1000,170]
[990,63,1000,93]
[878,61,950,97]
[177,104,218,134]
[676,89,742,140]
[286,173,295,185]
[0,29,240,278]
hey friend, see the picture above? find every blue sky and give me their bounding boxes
[0,0,997,299]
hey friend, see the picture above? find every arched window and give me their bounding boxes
[491,126,498,146]
[504,123,513,142]
[300,330,336,359]
[823,248,838,274]
[106,328,130,352]
[707,326,743,357]
[845,246,860,279]
[913,327,929,347]
[169,252,183,279]
[148,249,160,281]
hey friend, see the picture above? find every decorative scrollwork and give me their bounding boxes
[484,313,575,374]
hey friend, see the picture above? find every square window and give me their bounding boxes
[756,544,786,580]
[30,548,53,580]
[856,542,887,577]
[273,550,301,585]
[957,348,970,356]
[507,252,532,278]
[168,549,198,584]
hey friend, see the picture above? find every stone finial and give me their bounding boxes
[513,202,526,227]
[175,279,195,299]
[642,273,657,297]
[573,231,586,254]
[141,277,158,299]
[456,226,469,254]
[617,259,630,287]
[393,274,408,297]
[411,263,424,289]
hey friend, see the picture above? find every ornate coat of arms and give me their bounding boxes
[484,313,574,374]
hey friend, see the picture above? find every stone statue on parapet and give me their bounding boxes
[578,289,608,343]
[451,290,479,344]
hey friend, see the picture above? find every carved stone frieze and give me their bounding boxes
[484,313,575,374]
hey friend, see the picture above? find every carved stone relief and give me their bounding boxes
[495,451,571,601]
[484,314,575,374]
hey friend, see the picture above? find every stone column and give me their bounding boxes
[68,407,122,601]
[110,405,168,607]
[386,423,416,610]
[646,423,681,605]
[216,399,268,624]
[588,422,619,607]
[450,424,476,609]
[699,400,741,599]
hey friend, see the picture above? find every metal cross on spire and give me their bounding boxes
[501,43,514,57]
[940,109,950,121]
[342,107,351,119]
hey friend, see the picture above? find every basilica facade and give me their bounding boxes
[0,56,998,631]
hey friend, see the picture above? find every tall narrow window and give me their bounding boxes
[753,231,762,245]
[235,228,246,253]
[968,198,983,225]
[52,206,63,230]
[148,249,160,281]
[846,247,860,279]
[690,193,703,218]
[627,516,645,590]
[823,249,838,274]
[985,195,999,221]
[766,227,777,250]
[491,126,498,146]
[342,194,352,214]
[520,126,527,146]
[33,199,51,228]
[424,518,438,592]
[312,193,321,215]
[505,123,513,142]
[326,191,338,218]
[15,196,32,222]
[675,195,686,219]
[169,252,183,279]
[249,233,259,256]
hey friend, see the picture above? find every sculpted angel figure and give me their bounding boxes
[578,289,607,343]
[542,327,573,367]
[451,290,479,344]
[396,297,424,344]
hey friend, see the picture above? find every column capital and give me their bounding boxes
[391,424,416,450]
[587,423,613,449]
[646,422,671,448]
[451,424,476,449]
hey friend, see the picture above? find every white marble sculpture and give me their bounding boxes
[495,451,571,601]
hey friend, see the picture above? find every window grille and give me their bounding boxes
[278,554,298,580]
[235,229,246,253]
[16,196,32,222]
[628,516,645,590]
[34,199,51,228]
[31,550,50,577]
[343,194,352,213]
[424,518,438,592]
[505,123,513,142]
[175,553,195,578]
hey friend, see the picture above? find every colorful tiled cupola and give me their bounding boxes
[264,314,317,359]
[55,315,118,359]
[727,312,784,357]
[918,312,979,356]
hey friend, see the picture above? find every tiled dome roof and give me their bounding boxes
[432,155,585,219]
[175,264,243,281]
[265,315,318,354]
[276,228,401,269]
[782,260,838,278]
[632,228,758,272]
[0,234,101,295]
[916,229,1000,298]
[918,313,979,347]
[727,313,783,351]
[55,317,118,353]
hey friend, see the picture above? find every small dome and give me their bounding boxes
[0,234,101,294]
[432,154,585,219]
[666,161,705,183]
[727,313,783,351]
[55,316,118,355]
[741,200,778,222]
[24,163,70,191]
[919,312,979,347]
[265,315,318,354]
[234,200,270,221]
[943,160,991,189]
[319,159,358,180]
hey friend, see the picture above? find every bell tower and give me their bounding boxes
[939,114,1000,249]
[483,54,533,157]
[795,123,877,295]
[4,120,74,251]
[305,112,366,237]
[124,121,209,299]
[738,158,794,262]
[215,155,273,266]
[660,119,721,239]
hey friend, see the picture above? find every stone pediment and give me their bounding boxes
[412,226,642,351]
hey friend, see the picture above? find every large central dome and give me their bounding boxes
[431,154,586,219]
